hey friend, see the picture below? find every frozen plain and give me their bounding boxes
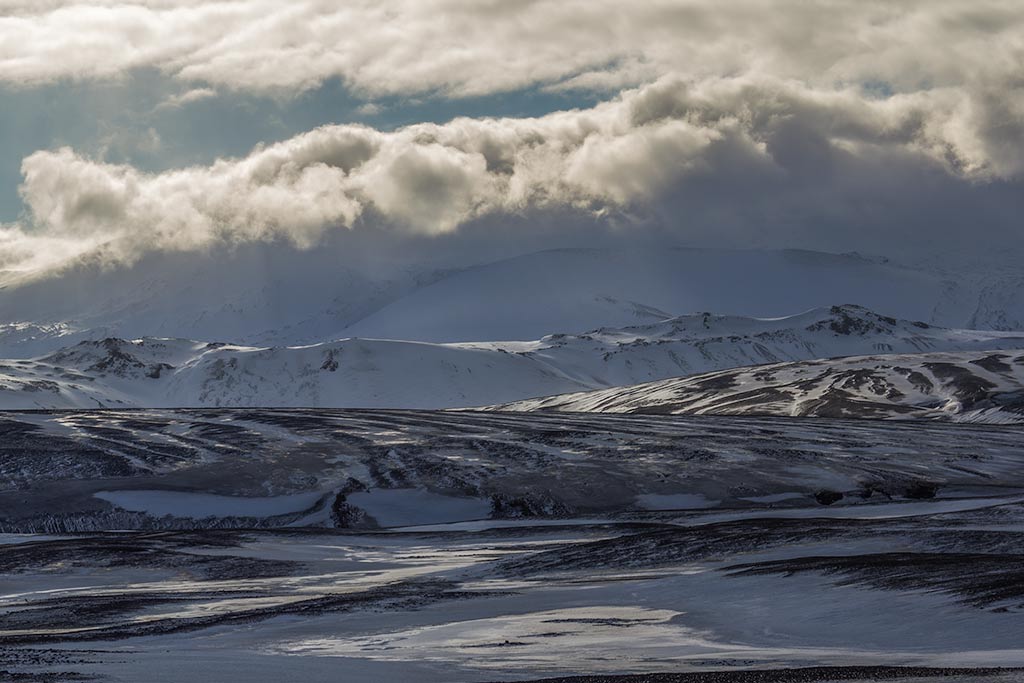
[2,409,1024,681]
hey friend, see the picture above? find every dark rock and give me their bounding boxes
[814,490,844,506]
[904,482,939,499]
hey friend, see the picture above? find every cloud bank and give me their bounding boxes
[1,1,1022,279]
[1,1,1021,100]
[4,71,1022,273]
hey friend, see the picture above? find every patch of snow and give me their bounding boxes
[635,493,720,510]
[346,489,492,528]
[739,492,807,504]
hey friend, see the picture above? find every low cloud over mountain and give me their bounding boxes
[0,1,1022,280]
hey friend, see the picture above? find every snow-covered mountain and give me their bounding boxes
[339,247,974,342]
[967,274,1024,331]
[3,246,1022,358]
[0,336,586,409]
[491,349,1024,423]
[0,241,440,358]
[2,305,1024,410]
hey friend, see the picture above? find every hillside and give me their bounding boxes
[490,349,1024,422]
[1,305,1023,409]
[0,242,432,358]
[339,247,968,342]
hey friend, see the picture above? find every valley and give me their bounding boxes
[2,410,1024,681]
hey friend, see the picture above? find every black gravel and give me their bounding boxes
[498,665,1024,682]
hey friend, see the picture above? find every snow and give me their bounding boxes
[1,305,1023,410]
[345,489,492,527]
[494,348,1024,422]
[277,606,716,669]
[5,409,1024,681]
[5,242,1024,681]
[0,241,423,357]
[739,492,806,504]
[675,494,1024,526]
[4,247,1024,363]
[8,408,1024,534]
[635,493,720,510]
[340,247,961,342]
[389,517,623,533]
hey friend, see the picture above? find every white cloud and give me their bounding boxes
[354,102,382,117]
[0,224,102,277]
[155,87,217,110]
[4,72,1018,279]
[0,1,1020,101]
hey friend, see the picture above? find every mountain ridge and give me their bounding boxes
[2,304,1023,410]
[3,246,1023,358]
[488,348,1024,423]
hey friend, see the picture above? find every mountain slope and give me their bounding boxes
[489,349,1024,423]
[0,241,438,358]
[518,304,1024,388]
[340,247,969,342]
[3,246,1023,359]
[0,337,589,410]
[2,306,1024,409]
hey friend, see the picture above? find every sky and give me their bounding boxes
[1,0,1023,282]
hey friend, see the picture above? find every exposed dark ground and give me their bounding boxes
[3,408,1024,532]
[3,410,1024,681]
[507,668,1024,682]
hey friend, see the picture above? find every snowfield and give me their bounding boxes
[1,305,1023,410]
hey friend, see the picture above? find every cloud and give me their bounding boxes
[354,102,382,117]
[3,71,1020,281]
[0,224,102,277]
[0,1,1020,102]
[155,87,217,110]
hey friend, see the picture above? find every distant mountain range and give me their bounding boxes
[3,247,1024,359]
[2,304,1023,410]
